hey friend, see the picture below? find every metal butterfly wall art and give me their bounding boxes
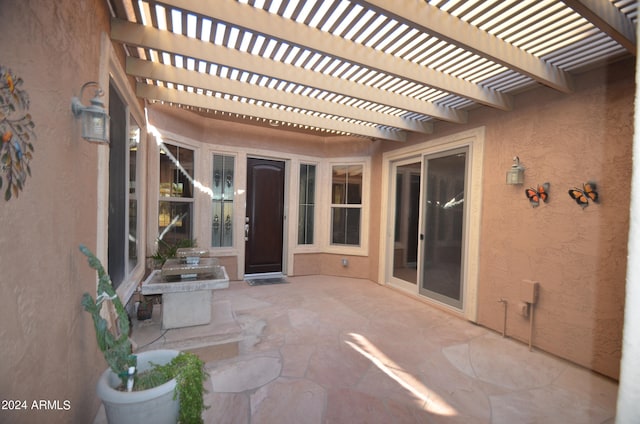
[525,182,550,207]
[568,182,599,208]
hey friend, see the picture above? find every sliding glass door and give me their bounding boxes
[420,149,467,309]
[389,147,468,310]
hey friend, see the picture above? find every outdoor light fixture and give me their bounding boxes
[71,81,110,144]
[506,156,525,185]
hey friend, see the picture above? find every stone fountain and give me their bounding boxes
[141,248,229,329]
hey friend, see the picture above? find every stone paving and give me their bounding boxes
[202,276,618,424]
[95,274,618,423]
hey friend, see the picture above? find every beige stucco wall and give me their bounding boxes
[0,1,113,422]
[475,61,632,380]
[374,59,634,380]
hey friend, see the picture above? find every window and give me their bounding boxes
[158,144,194,246]
[298,163,316,245]
[331,164,363,246]
[107,83,141,288]
[128,122,140,271]
[211,154,235,247]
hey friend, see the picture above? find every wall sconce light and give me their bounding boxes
[71,81,110,144]
[506,156,525,185]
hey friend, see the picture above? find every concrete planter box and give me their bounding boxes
[96,350,180,424]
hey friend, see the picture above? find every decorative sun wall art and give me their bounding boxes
[1,65,36,201]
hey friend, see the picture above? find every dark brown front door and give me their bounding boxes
[245,158,285,275]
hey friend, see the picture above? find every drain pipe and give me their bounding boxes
[497,298,507,337]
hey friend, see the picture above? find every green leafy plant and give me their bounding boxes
[136,352,208,424]
[149,238,197,267]
[80,245,208,423]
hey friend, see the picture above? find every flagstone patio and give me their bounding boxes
[95,275,618,423]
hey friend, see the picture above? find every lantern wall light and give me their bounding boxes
[71,81,110,144]
[506,156,525,185]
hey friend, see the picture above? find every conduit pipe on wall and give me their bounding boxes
[497,298,507,337]
[528,303,535,352]
[520,280,540,352]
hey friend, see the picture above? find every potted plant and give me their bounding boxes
[80,245,207,424]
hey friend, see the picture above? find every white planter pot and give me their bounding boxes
[96,349,180,424]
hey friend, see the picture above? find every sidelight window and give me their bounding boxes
[298,163,316,245]
[211,154,235,248]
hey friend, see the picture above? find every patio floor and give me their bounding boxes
[97,275,618,423]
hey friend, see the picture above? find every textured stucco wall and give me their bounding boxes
[475,61,633,380]
[293,253,372,278]
[0,1,112,422]
[375,59,634,380]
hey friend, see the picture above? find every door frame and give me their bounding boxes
[379,128,485,322]
[243,155,289,278]
[388,156,423,291]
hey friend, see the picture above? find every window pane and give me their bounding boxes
[332,165,362,205]
[158,201,192,246]
[128,119,140,271]
[332,165,347,204]
[299,164,308,204]
[298,205,315,244]
[212,154,234,247]
[108,84,126,288]
[346,166,362,204]
[331,207,361,245]
[298,164,316,245]
[159,144,194,198]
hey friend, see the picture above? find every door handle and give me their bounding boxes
[244,223,249,241]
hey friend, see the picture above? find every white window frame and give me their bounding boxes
[325,157,370,256]
[155,139,198,248]
[293,159,320,249]
[96,33,147,303]
[209,150,239,253]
